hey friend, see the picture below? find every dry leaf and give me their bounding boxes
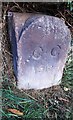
[8,108,23,116]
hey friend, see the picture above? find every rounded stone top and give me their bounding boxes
[8,12,71,89]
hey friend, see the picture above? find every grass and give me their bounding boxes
[2,89,45,119]
[1,50,73,120]
[62,49,73,89]
[1,2,73,120]
[1,39,73,120]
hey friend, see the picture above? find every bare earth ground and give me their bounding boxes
[1,2,73,120]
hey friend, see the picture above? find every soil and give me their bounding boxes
[2,2,73,119]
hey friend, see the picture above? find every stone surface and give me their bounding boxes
[8,12,71,90]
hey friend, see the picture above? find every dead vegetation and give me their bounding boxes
[1,2,73,120]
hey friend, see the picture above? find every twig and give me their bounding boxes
[23,91,38,102]
[58,97,69,103]
[65,10,73,18]
[58,11,73,29]
[5,50,13,57]
[13,2,24,12]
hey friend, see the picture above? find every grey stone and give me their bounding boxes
[8,12,71,90]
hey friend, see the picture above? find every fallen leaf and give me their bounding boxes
[8,108,23,116]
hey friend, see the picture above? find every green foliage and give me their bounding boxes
[1,2,73,120]
[62,48,73,89]
[2,88,45,119]
[67,0,73,11]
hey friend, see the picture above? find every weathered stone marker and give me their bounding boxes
[8,12,71,90]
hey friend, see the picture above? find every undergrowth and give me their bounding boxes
[1,2,73,120]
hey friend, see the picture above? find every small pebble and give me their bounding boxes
[64,87,69,91]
